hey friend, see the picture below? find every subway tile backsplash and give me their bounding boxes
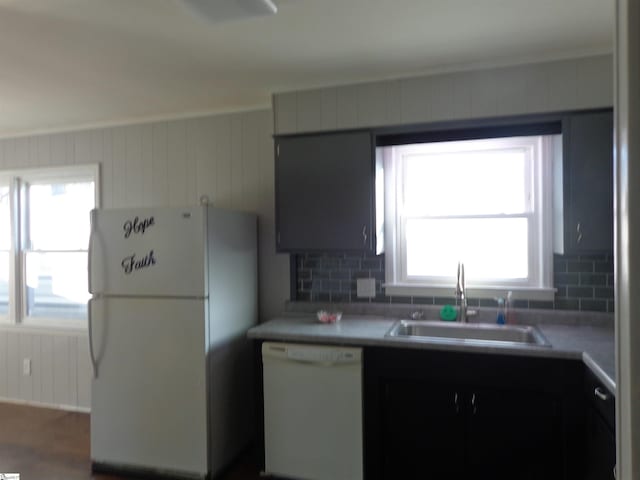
[294,252,615,313]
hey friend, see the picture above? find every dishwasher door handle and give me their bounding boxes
[262,342,362,366]
[283,357,359,367]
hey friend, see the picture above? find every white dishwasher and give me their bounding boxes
[262,342,363,480]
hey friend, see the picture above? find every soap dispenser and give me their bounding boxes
[506,291,514,324]
[496,297,506,325]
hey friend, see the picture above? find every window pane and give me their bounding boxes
[0,185,10,250]
[403,148,527,216]
[0,251,9,315]
[25,252,88,319]
[28,181,94,250]
[406,218,529,279]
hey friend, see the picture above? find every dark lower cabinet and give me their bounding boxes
[585,370,616,480]
[382,379,465,478]
[586,406,616,480]
[365,347,584,480]
[466,388,563,480]
[379,382,562,480]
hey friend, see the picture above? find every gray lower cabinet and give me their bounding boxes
[561,110,614,253]
[275,130,375,252]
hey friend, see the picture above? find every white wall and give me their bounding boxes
[273,54,613,134]
[0,109,290,411]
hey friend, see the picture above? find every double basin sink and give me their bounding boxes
[386,319,551,348]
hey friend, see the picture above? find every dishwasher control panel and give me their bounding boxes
[288,348,356,363]
[263,343,361,365]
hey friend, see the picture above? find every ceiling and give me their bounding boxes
[0,0,613,137]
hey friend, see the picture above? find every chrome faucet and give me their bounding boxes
[455,262,477,323]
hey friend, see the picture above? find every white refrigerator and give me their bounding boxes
[88,205,257,479]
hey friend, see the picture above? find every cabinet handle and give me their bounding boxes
[613,464,617,479]
[454,392,459,414]
[577,222,583,244]
[362,225,367,245]
[471,393,477,415]
[594,386,610,401]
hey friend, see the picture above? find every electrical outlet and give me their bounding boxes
[23,358,31,376]
[356,278,376,298]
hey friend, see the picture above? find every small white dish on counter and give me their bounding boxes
[317,310,342,324]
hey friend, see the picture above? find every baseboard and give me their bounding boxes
[0,395,90,413]
[92,461,207,480]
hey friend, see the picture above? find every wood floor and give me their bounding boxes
[0,402,262,480]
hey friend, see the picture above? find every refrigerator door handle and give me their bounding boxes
[88,298,98,378]
[88,209,96,294]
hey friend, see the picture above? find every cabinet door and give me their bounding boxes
[381,379,465,479]
[564,111,614,252]
[585,369,616,480]
[275,131,374,252]
[466,388,563,480]
[585,407,616,480]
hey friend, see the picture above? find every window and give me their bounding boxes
[382,135,557,300]
[0,165,99,328]
[0,184,10,319]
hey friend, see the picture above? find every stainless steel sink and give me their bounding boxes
[385,320,551,348]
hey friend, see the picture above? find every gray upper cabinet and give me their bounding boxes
[275,131,375,252]
[561,110,614,253]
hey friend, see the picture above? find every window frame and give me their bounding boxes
[0,164,100,330]
[0,181,13,324]
[382,135,556,301]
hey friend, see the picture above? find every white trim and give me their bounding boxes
[0,163,101,212]
[21,317,88,330]
[0,395,90,413]
[0,105,272,140]
[382,135,557,299]
[0,182,12,324]
[0,323,88,336]
[383,284,556,301]
[0,163,98,183]
[9,177,19,324]
[539,135,555,289]
[272,48,613,97]
[0,165,99,329]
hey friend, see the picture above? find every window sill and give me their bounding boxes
[0,321,87,336]
[383,284,556,301]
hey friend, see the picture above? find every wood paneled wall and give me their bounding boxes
[273,55,613,134]
[0,329,90,410]
[0,109,290,411]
